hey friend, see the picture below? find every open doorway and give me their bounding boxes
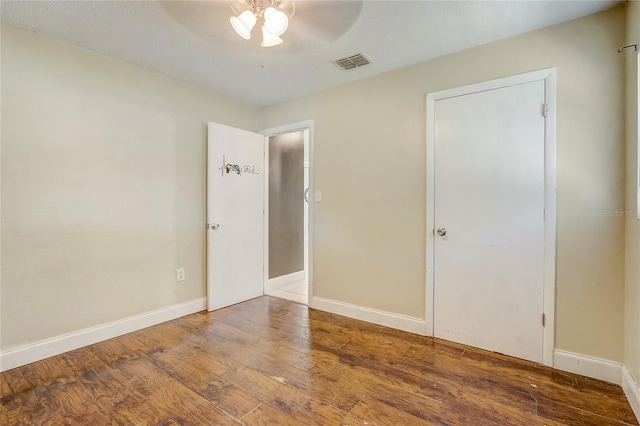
[262,123,312,305]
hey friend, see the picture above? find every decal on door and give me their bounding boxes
[225,163,241,174]
[218,155,260,177]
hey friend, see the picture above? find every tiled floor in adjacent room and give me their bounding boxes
[264,279,308,304]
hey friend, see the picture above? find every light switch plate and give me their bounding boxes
[176,268,185,282]
[314,190,322,202]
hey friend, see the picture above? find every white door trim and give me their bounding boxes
[425,68,557,367]
[260,120,315,303]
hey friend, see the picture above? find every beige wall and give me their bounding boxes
[625,0,640,384]
[259,8,627,362]
[0,23,257,351]
[1,7,632,366]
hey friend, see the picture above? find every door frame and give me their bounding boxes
[259,120,315,302]
[425,68,557,366]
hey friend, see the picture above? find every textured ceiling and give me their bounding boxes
[0,0,622,107]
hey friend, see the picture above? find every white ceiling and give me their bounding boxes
[1,0,622,107]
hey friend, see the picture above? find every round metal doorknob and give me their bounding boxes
[436,227,447,237]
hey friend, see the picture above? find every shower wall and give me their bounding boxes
[269,131,305,279]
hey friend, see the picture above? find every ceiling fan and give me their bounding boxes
[229,0,296,47]
[159,1,363,54]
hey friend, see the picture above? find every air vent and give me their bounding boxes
[334,53,372,71]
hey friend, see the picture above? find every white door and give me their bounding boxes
[433,80,546,363]
[207,122,265,311]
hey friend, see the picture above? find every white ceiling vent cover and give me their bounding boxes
[334,53,372,70]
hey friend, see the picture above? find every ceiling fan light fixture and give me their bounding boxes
[230,1,291,47]
[230,10,257,40]
[263,6,288,36]
[261,25,283,47]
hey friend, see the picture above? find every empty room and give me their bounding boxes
[1,0,639,424]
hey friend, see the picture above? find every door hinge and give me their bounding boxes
[542,313,546,327]
[543,209,546,221]
[542,103,549,117]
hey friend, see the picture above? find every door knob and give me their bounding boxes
[436,227,447,237]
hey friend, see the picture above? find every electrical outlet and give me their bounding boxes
[176,268,185,282]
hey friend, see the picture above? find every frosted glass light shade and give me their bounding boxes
[230,10,257,40]
[263,7,288,36]
[261,25,283,47]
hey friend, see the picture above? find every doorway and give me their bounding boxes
[261,121,314,305]
[426,69,557,366]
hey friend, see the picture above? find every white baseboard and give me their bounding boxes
[553,349,622,384]
[0,297,206,372]
[536,349,640,422]
[622,366,640,422]
[309,296,426,335]
[266,270,305,291]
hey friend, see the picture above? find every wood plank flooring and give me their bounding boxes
[1,296,638,425]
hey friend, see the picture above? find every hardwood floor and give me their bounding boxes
[1,296,638,425]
